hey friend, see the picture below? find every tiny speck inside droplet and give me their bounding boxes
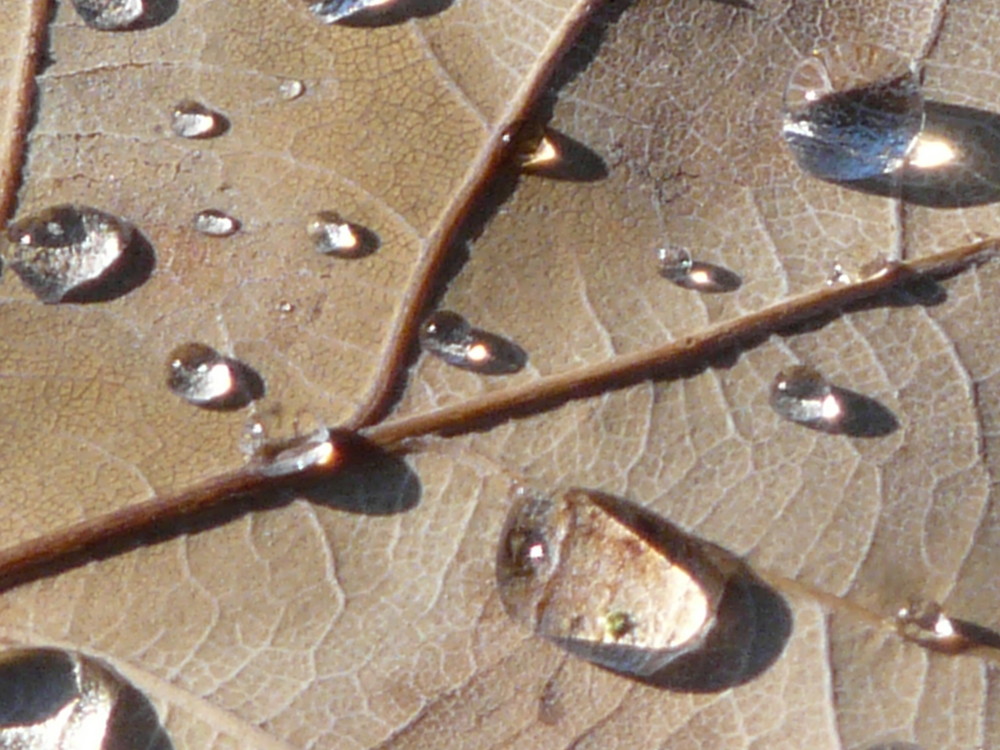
[496,487,727,677]
[420,311,527,375]
[3,204,135,303]
[307,211,378,257]
[166,343,259,409]
[72,0,144,29]
[193,209,239,237]
[781,43,924,181]
[171,100,228,139]
[309,0,394,24]
[769,365,844,430]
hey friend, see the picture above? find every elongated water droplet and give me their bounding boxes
[4,204,139,303]
[656,245,742,293]
[171,100,228,139]
[193,209,239,237]
[278,79,306,101]
[255,427,342,477]
[307,211,379,257]
[309,0,395,23]
[420,311,527,375]
[166,343,262,409]
[895,600,965,652]
[72,0,144,29]
[497,487,729,677]
[782,43,923,181]
[769,365,844,430]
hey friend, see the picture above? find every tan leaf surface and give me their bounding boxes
[2,0,1000,749]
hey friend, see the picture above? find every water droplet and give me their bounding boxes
[193,209,239,237]
[166,343,263,409]
[277,300,296,314]
[826,263,852,285]
[255,426,342,477]
[171,100,228,139]
[307,211,379,257]
[769,365,844,430]
[519,132,561,172]
[895,600,964,652]
[656,245,742,293]
[277,79,306,101]
[420,311,527,375]
[496,487,729,677]
[3,204,139,303]
[72,0,144,29]
[781,43,924,181]
[308,0,394,24]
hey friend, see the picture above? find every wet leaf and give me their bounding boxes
[1,0,999,748]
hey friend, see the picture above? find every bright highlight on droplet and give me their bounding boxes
[307,212,378,257]
[907,134,959,169]
[419,311,527,375]
[520,135,560,170]
[166,342,260,410]
[769,365,845,431]
[256,427,342,477]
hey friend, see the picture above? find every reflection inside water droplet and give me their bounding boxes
[166,343,261,409]
[72,0,145,29]
[781,43,924,181]
[308,0,394,23]
[769,365,843,430]
[307,212,379,257]
[277,79,305,101]
[193,209,239,237]
[895,599,965,651]
[171,100,228,139]
[4,204,138,303]
[420,311,527,375]
[496,487,728,677]
[656,245,742,293]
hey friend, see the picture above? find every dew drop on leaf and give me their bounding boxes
[171,100,228,139]
[419,310,527,375]
[769,365,844,430]
[254,426,342,477]
[307,211,379,257]
[166,343,262,410]
[895,599,966,652]
[4,204,137,303]
[656,245,742,293]
[781,43,924,181]
[308,0,395,24]
[496,487,728,677]
[72,0,144,30]
[193,209,240,237]
[277,79,306,101]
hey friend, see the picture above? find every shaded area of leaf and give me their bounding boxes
[846,102,1000,207]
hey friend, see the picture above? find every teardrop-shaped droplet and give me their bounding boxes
[656,245,742,293]
[497,487,729,677]
[72,0,144,29]
[895,599,966,652]
[309,0,394,24]
[781,43,924,181]
[307,211,379,257]
[193,209,239,237]
[769,365,844,430]
[4,204,137,303]
[166,343,262,409]
[420,311,527,375]
[277,79,306,101]
[171,100,228,139]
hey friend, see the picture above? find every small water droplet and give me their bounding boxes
[171,100,228,139]
[255,426,342,477]
[309,0,395,24]
[769,365,844,430]
[519,132,561,172]
[656,245,742,293]
[895,600,964,652]
[781,43,924,181]
[277,79,306,101]
[72,0,144,29]
[3,204,139,303]
[420,311,527,375]
[497,487,728,677]
[307,211,379,257]
[166,343,262,409]
[192,209,239,237]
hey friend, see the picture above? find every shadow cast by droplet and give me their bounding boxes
[334,0,453,27]
[827,387,900,438]
[663,261,743,293]
[62,228,156,304]
[639,565,792,692]
[841,101,1000,208]
[198,359,266,411]
[520,128,609,182]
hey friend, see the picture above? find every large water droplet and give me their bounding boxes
[166,343,263,409]
[420,311,527,375]
[4,204,143,303]
[769,365,844,430]
[307,211,379,257]
[496,487,729,677]
[193,209,239,237]
[657,245,742,293]
[72,0,144,29]
[781,43,924,181]
[171,100,228,139]
[309,0,394,24]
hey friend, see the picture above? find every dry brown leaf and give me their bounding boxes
[1,0,999,748]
